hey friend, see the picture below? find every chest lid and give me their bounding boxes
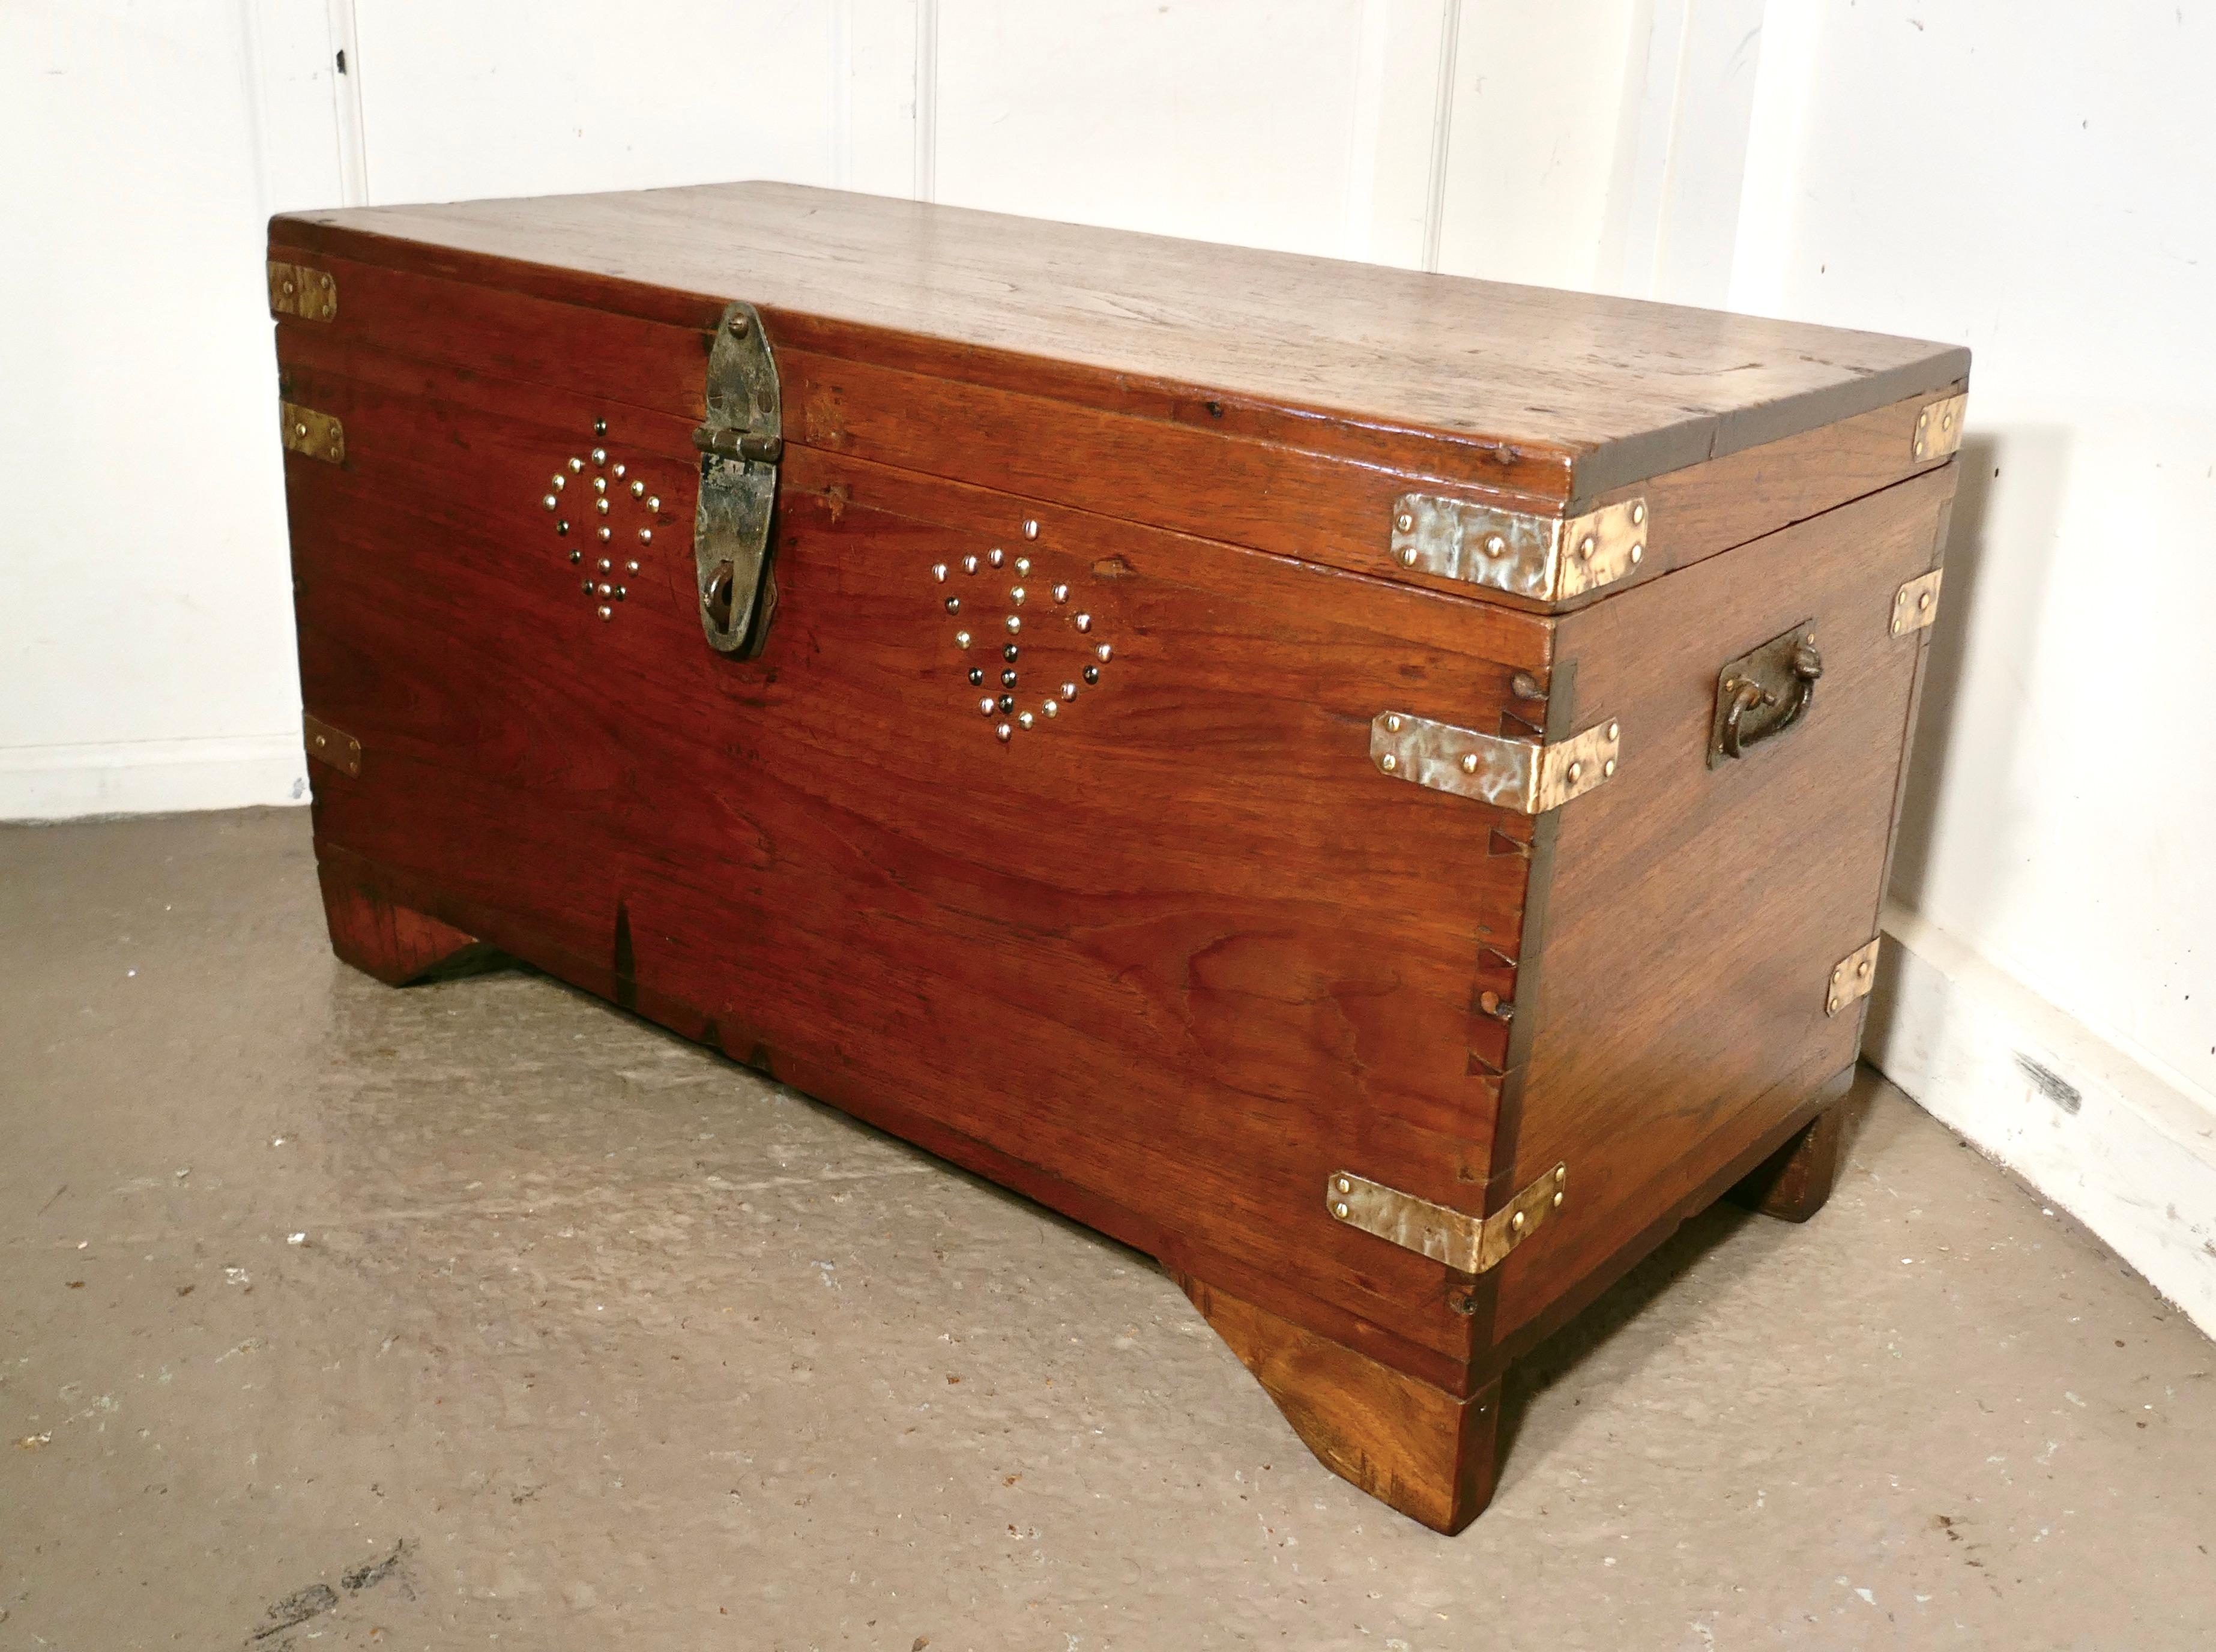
[268,181,1967,613]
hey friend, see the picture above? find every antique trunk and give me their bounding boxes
[267,182,1966,1533]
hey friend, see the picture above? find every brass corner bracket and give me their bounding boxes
[1891,568,1943,635]
[303,713,361,777]
[1326,1163,1568,1276]
[1913,393,1966,463]
[1370,711,1619,815]
[268,260,337,322]
[1389,493,1648,602]
[1827,936,1882,1016]
[280,401,345,465]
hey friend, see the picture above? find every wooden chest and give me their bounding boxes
[268,183,1966,1532]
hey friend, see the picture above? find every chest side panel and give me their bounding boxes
[1482,465,1957,1350]
[276,317,1555,1382]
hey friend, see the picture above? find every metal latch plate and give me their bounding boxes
[280,402,345,465]
[1913,393,1967,462]
[1371,711,1619,815]
[693,303,782,655]
[268,259,338,322]
[1827,936,1882,1016]
[1891,568,1943,635]
[303,713,361,777]
[1327,1163,1568,1276]
[1389,494,1647,602]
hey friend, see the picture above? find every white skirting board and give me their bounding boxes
[1867,901,2216,1339]
[0,736,310,822]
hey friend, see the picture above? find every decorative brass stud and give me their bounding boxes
[988,548,1004,568]
[1074,613,1091,633]
[597,605,613,621]
[1022,519,1039,540]
[596,499,609,515]
[568,457,585,473]
[1017,711,1035,731]
[1096,644,1111,663]
[955,630,972,648]
[1052,583,1069,603]
[1006,615,1021,633]
[591,448,607,466]
[630,480,645,498]
[962,555,979,574]
[1042,699,1058,718]
[593,477,608,493]
[1011,586,1026,604]
[1015,556,1031,575]
[996,723,1012,742]
[626,559,639,574]
[932,564,948,582]
[612,462,626,478]
[542,495,558,511]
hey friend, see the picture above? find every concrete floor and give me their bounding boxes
[3,811,2212,1651]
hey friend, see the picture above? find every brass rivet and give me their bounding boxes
[1460,753,1478,774]
[1942,412,1954,431]
[1380,753,1398,773]
[312,734,325,749]
[1578,534,1596,558]
[727,313,750,336]
[1554,1165,1565,1181]
[1629,544,1644,564]
[1511,1211,1525,1232]
[1336,1176,1351,1195]
[1567,761,1584,783]
[1603,758,1617,778]
[1630,501,1646,526]
[1395,510,1414,533]
[1484,533,1506,557]
[1333,1202,1350,1219]
[1918,411,1929,429]
[1606,720,1619,740]
[1858,959,1873,978]
[1827,996,1841,1013]
[1386,714,1402,732]
[1919,592,1934,610]
[1553,1191,1564,1207]
[1399,547,1418,567]
[1914,439,1926,459]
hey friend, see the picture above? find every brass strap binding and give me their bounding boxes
[1369,711,1620,815]
[1388,494,1649,602]
[1326,1163,1568,1276]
